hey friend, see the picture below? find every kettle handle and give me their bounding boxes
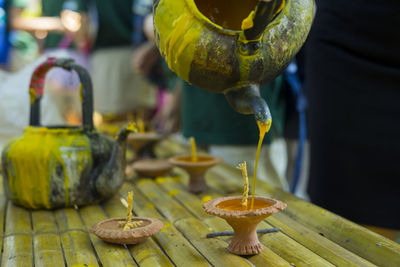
[29,57,94,132]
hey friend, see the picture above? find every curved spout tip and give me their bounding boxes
[117,122,138,141]
[225,84,272,125]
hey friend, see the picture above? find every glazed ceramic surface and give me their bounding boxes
[1,58,136,209]
[154,0,314,123]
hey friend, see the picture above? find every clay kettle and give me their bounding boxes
[153,0,314,124]
[1,58,137,209]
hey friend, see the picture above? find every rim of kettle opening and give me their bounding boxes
[185,0,290,36]
[185,0,241,35]
[24,125,84,133]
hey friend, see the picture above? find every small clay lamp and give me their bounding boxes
[203,162,286,255]
[132,159,173,178]
[169,137,222,193]
[127,119,162,159]
[91,192,163,244]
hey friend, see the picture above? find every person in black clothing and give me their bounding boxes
[305,0,400,241]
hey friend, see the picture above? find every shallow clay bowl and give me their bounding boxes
[90,217,163,245]
[127,132,162,152]
[132,159,173,178]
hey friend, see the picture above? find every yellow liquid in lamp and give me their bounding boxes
[178,155,214,163]
[194,0,258,30]
[217,198,272,211]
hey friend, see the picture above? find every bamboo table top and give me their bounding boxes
[0,138,399,267]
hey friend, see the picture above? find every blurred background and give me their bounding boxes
[0,0,399,242]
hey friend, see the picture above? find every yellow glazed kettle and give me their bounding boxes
[154,0,314,124]
[1,58,137,209]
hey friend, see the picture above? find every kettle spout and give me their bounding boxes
[242,0,285,41]
[95,122,137,198]
[116,122,138,143]
[225,84,272,125]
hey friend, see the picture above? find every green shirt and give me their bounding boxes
[181,77,286,146]
[93,0,132,50]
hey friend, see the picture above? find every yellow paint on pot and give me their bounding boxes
[126,122,138,132]
[155,0,202,81]
[5,127,92,209]
[241,11,255,30]
[276,0,286,16]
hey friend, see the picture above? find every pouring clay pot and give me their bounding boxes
[169,155,221,193]
[1,57,137,209]
[153,0,314,124]
[203,196,286,255]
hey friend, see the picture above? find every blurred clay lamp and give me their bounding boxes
[127,118,162,159]
[132,158,173,178]
[91,191,163,244]
[203,161,286,255]
[169,137,222,193]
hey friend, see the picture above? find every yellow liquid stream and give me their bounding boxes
[251,121,270,209]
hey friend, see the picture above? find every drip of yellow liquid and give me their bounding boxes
[251,120,271,209]
[217,198,271,211]
[189,137,198,162]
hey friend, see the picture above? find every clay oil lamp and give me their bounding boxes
[203,162,286,255]
[169,137,222,193]
[91,192,163,244]
[127,118,162,159]
[132,158,173,178]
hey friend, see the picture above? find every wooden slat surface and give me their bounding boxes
[2,202,33,267]
[55,208,99,266]
[79,205,137,267]
[119,183,211,266]
[0,138,399,267]
[32,210,65,267]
